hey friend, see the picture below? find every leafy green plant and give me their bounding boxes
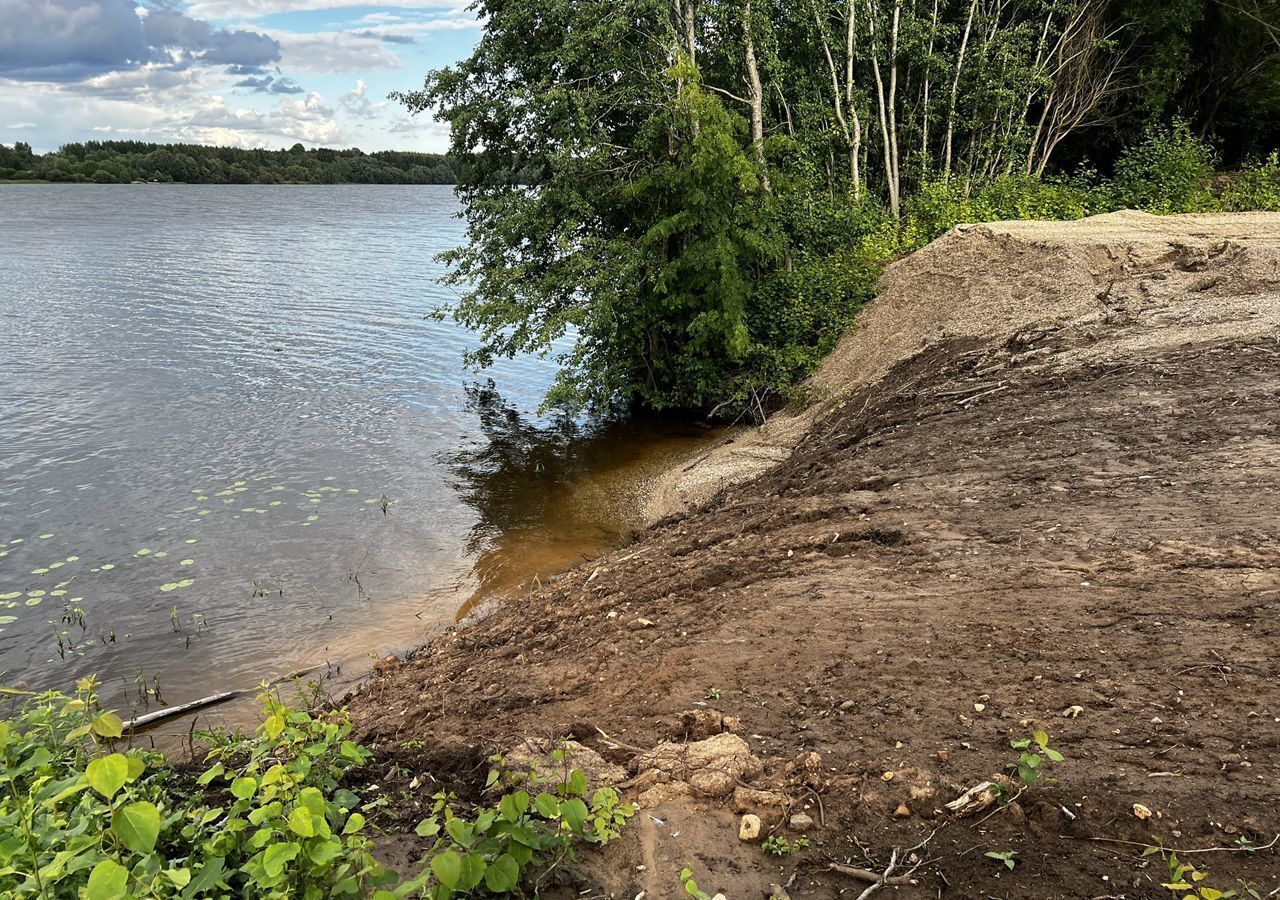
[1111,121,1219,214]
[761,835,809,856]
[680,865,715,900]
[401,753,636,897]
[985,850,1018,872]
[1145,842,1259,900]
[0,677,395,899]
[1007,727,1065,789]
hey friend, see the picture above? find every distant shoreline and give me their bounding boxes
[1,139,461,186]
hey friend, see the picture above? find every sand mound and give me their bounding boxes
[646,210,1280,518]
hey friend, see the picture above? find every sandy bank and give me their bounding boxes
[351,211,1280,898]
[646,210,1280,520]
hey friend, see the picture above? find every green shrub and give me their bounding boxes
[0,680,635,898]
[0,677,393,898]
[902,174,1094,247]
[1111,121,1219,214]
[1220,153,1280,212]
[399,749,635,897]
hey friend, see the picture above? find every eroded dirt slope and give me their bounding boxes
[353,213,1280,898]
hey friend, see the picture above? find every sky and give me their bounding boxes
[0,0,480,153]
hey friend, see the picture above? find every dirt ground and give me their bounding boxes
[350,213,1280,898]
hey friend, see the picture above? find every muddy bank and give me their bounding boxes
[351,212,1280,898]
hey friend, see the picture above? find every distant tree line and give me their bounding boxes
[0,141,462,184]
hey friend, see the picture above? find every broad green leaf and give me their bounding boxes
[85,754,129,799]
[457,853,486,890]
[113,800,162,852]
[263,841,300,878]
[288,806,316,837]
[498,790,529,822]
[431,850,463,889]
[533,792,560,818]
[85,858,129,900]
[230,776,257,800]
[91,712,124,738]
[343,812,366,834]
[197,763,224,785]
[484,853,520,892]
[444,817,474,847]
[561,798,589,833]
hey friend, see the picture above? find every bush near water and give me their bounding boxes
[0,679,633,898]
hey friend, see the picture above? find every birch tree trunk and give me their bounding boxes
[743,0,771,193]
[943,0,978,180]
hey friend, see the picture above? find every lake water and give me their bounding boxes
[0,184,715,718]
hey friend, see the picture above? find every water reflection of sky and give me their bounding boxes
[0,184,590,711]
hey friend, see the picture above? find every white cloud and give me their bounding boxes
[173,91,342,144]
[338,79,388,119]
[268,29,401,74]
[8,121,37,129]
[188,0,471,19]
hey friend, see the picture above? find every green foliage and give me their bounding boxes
[1,681,635,898]
[1220,153,1280,212]
[0,141,460,185]
[1146,841,1256,900]
[902,175,1096,247]
[0,677,392,898]
[1006,727,1064,790]
[679,865,715,900]
[1111,122,1219,213]
[405,0,1280,420]
[761,835,809,856]
[403,752,635,897]
[984,850,1018,872]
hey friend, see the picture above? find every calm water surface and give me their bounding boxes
[0,184,715,716]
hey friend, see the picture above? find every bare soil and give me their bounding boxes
[351,213,1280,899]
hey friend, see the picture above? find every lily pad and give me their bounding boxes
[154,552,167,558]
[136,549,151,557]
[180,559,194,566]
[100,564,116,571]
[0,592,20,601]
[66,556,79,562]
[31,567,49,575]
[185,539,198,545]
[159,583,179,592]
[0,616,16,625]
[27,590,46,598]
[39,534,53,540]
[197,510,210,516]
[26,597,42,606]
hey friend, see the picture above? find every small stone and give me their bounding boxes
[881,771,895,782]
[1132,803,1153,821]
[635,618,655,628]
[894,804,911,818]
[788,812,815,832]
[936,750,951,764]
[739,814,762,841]
[840,700,856,711]
[1064,705,1084,719]
[973,702,986,713]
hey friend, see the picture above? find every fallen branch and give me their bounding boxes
[829,829,938,899]
[124,691,241,732]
